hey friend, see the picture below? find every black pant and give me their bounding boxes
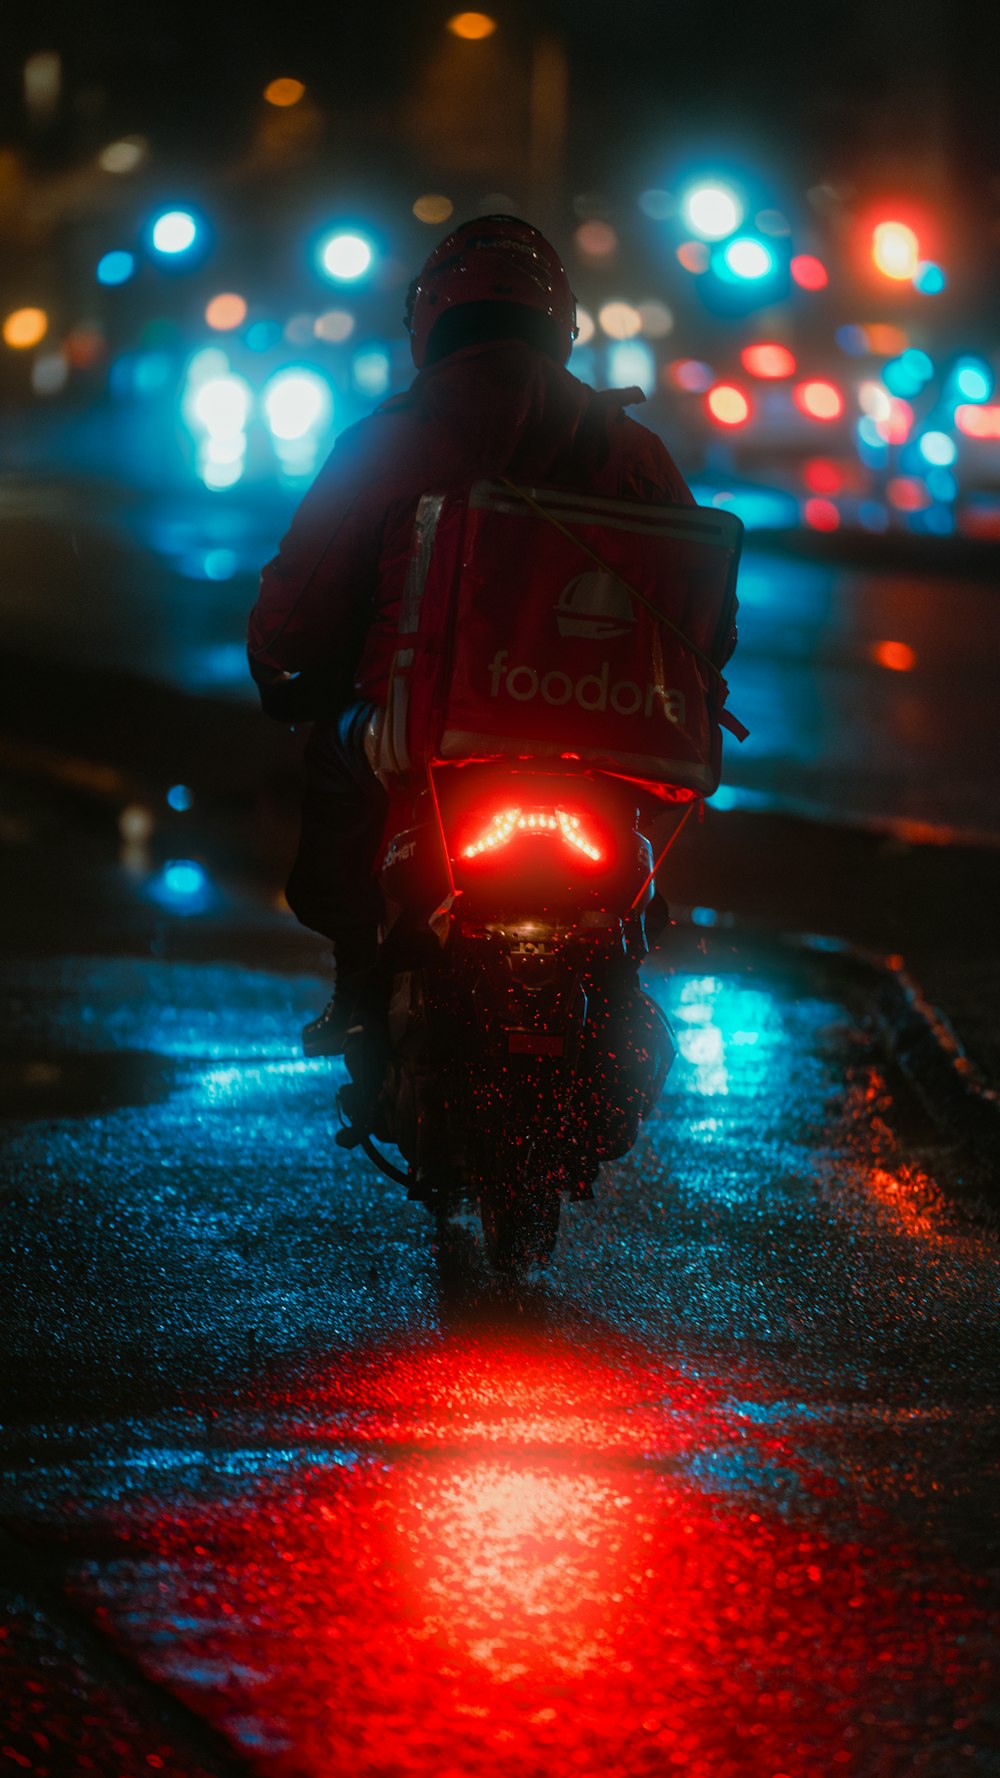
[285,704,389,975]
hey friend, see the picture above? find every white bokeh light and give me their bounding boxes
[319,232,373,281]
[682,183,743,241]
[263,369,332,440]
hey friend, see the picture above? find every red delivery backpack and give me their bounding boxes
[378,478,745,802]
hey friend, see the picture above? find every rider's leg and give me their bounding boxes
[285,704,388,1055]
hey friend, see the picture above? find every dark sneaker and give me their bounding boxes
[301,993,357,1058]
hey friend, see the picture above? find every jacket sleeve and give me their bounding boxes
[247,418,385,686]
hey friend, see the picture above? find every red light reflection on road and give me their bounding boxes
[80,1334,989,1778]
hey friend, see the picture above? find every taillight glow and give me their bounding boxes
[461,807,603,863]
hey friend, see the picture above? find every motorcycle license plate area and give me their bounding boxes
[507,1030,565,1056]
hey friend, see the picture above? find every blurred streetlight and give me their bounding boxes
[447,12,497,39]
[264,78,305,107]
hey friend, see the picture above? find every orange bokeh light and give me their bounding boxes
[447,10,497,38]
[263,78,305,107]
[3,307,48,349]
[803,496,840,531]
[707,385,749,426]
[790,255,828,291]
[794,380,844,421]
[741,342,796,379]
[873,640,917,672]
[205,293,248,332]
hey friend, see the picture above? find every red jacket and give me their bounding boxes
[248,340,693,706]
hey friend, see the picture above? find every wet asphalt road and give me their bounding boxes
[2,932,999,1776]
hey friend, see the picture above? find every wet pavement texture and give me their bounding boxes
[2,947,999,1775]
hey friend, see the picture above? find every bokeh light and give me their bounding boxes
[96,251,135,287]
[722,237,773,280]
[741,342,796,378]
[676,241,709,274]
[352,346,391,398]
[192,375,252,437]
[872,221,919,281]
[682,183,743,240]
[876,397,915,445]
[263,78,305,107]
[151,210,199,255]
[3,308,48,349]
[31,352,68,395]
[607,339,655,395]
[668,359,713,393]
[794,380,843,420]
[790,254,828,290]
[707,384,749,426]
[872,640,917,671]
[953,358,993,402]
[886,477,931,512]
[205,293,248,331]
[598,301,641,339]
[955,405,1000,439]
[803,496,840,531]
[413,194,454,224]
[263,368,332,440]
[97,135,148,174]
[914,260,946,294]
[918,431,957,467]
[636,299,674,338]
[167,784,194,812]
[315,309,356,343]
[447,11,497,38]
[755,209,790,236]
[575,220,617,259]
[573,306,595,346]
[637,189,674,221]
[318,232,373,282]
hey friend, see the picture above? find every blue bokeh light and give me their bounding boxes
[166,784,194,812]
[607,339,656,396]
[953,358,993,403]
[148,858,213,914]
[914,261,946,295]
[97,250,135,286]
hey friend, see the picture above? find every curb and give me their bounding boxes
[792,932,1000,1168]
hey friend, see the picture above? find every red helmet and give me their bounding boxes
[404,215,578,368]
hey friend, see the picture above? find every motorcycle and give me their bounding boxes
[335,754,678,1274]
[332,477,744,1274]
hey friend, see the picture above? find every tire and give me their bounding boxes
[479,1137,561,1275]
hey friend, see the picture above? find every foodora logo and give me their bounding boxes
[487,651,686,724]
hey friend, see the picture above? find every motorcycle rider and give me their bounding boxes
[248,215,694,1056]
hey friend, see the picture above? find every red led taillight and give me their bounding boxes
[461,806,604,863]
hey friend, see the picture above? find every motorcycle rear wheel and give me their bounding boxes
[479,1138,561,1275]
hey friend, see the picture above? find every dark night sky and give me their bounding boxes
[5,0,1000,191]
